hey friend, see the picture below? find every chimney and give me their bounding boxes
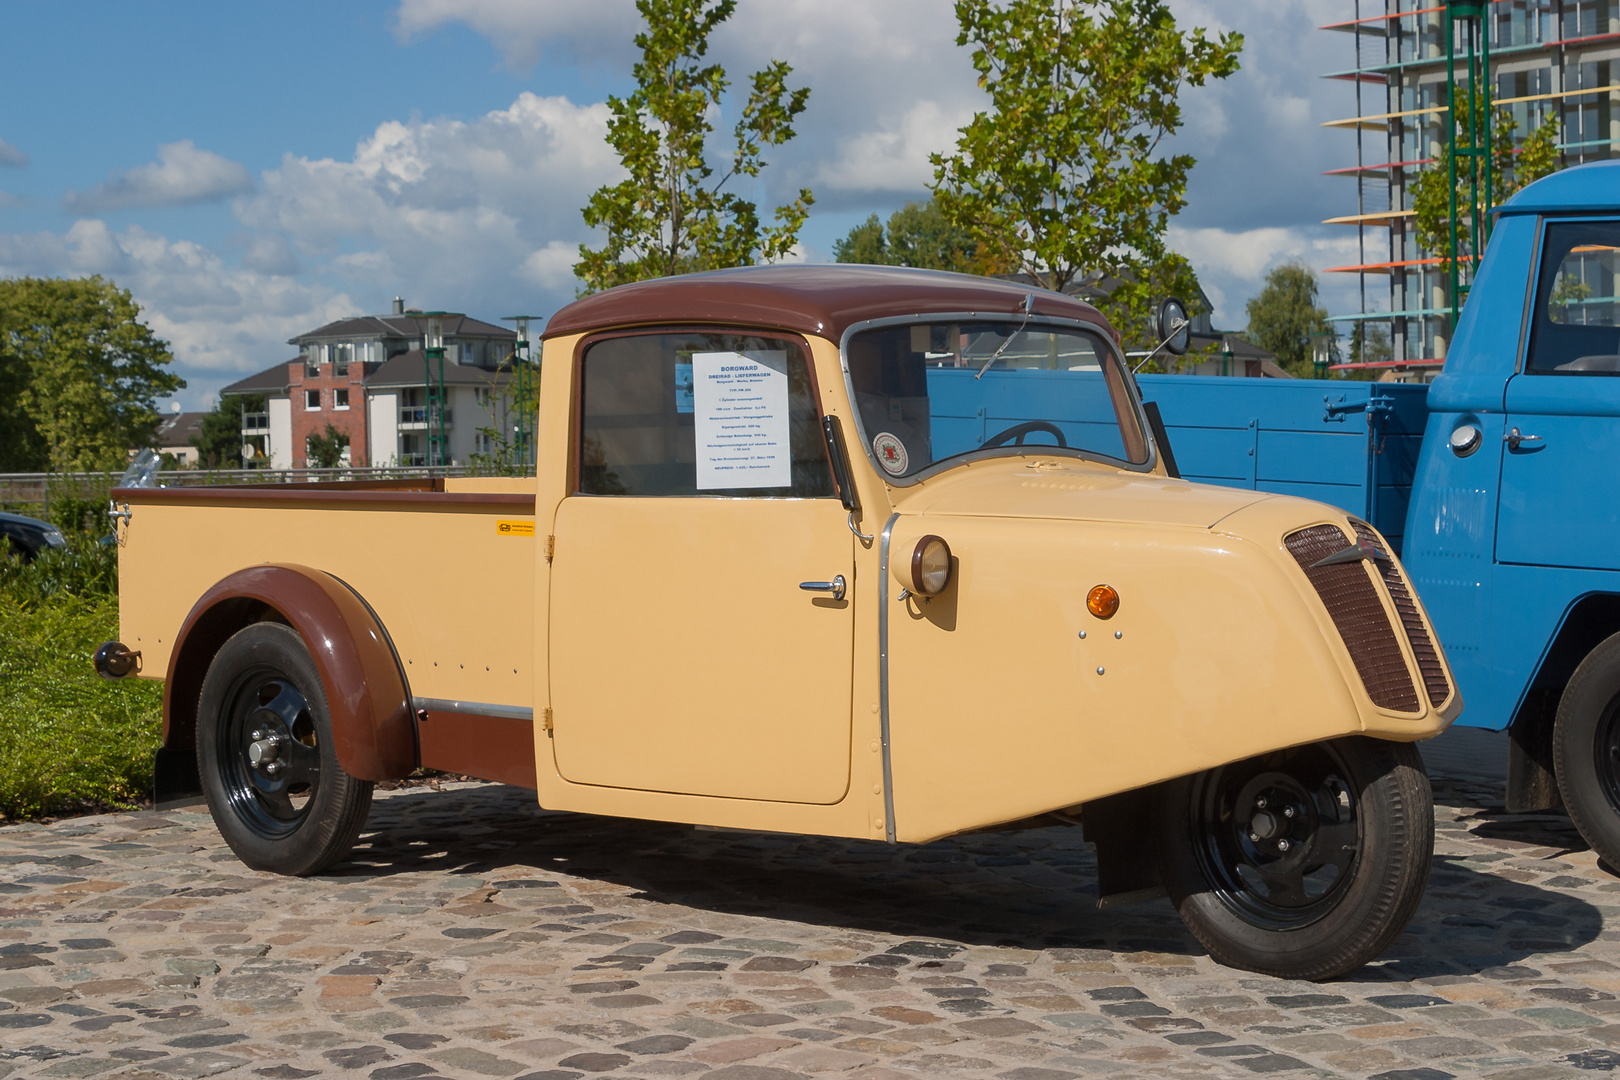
[392,297,404,316]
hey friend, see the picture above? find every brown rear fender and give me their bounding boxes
[163,564,417,781]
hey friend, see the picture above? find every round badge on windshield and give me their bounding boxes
[873,432,909,475]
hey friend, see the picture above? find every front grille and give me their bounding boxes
[1351,520,1452,709]
[1285,524,1420,712]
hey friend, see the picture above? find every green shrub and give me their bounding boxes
[0,591,162,819]
[49,494,111,536]
[0,534,118,605]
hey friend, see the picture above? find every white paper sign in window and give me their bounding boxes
[693,350,791,489]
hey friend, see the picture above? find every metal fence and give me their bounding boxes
[0,464,531,519]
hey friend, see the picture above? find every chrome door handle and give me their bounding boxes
[1505,427,1544,450]
[799,574,847,601]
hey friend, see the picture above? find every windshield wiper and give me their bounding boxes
[975,293,1035,380]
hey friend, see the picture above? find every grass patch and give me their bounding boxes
[0,537,162,820]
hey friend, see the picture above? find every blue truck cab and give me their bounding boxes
[1402,159,1620,859]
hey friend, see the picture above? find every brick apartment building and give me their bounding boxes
[221,300,520,468]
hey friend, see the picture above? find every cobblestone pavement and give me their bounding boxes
[3,728,1618,1080]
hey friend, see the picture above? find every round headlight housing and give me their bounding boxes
[909,535,952,596]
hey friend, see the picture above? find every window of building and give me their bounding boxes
[304,347,320,378]
[332,343,353,376]
[576,331,833,498]
[306,389,321,410]
[334,388,350,410]
[475,387,493,409]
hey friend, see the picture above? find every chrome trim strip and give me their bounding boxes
[412,697,534,723]
[877,512,901,843]
[836,311,1157,486]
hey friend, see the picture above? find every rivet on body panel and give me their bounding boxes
[870,740,880,752]
[872,784,882,795]
[1078,630,1087,639]
[875,818,885,829]
[1096,667,1106,675]
[1115,630,1123,639]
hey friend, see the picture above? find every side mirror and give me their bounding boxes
[1158,297,1191,356]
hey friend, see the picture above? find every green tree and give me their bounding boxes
[834,197,980,273]
[192,394,266,470]
[1245,262,1339,377]
[1412,96,1562,273]
[930,0,1241,336]
[306,424,349,469]
[0,276,184,472]
[575,0,813,293]
[1342,321,1391,381]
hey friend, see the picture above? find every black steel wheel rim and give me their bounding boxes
[1188,744,1362,930]
[1592,695,1620,817]
[219,666,323,840]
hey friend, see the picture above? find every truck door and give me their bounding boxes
[548,330,855,804]
[1499,218,1620,571]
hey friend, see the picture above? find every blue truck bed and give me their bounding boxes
[1137,375,1430,552]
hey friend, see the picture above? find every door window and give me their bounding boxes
[577,331,834,497]
[1528,220,1620,374]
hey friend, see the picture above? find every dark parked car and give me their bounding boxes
[0,511,67,561]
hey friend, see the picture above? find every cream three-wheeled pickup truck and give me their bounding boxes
[103,266,1459,980]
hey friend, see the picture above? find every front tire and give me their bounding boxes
[1159,736,1432,981]
[197,623,372,876]
[1554,632,1620,869]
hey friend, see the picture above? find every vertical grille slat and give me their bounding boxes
[1352,520,1452,709]
[1285,524,1420,712]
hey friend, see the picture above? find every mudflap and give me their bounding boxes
[1083,784,1169,909]
[153,746,205,811]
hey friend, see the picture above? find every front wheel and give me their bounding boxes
[1554,632,1620,869]
[1159,736,1432,981]
[197,623,372,876]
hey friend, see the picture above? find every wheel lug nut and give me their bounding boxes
[1255,796,1267,809]
[1277,838,1290,852]
[1283,806,1295,818]
[265,762,281,775]
[1248,832,1259,842]
[249,729,263,742]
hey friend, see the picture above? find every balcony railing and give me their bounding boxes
[399,407,452,429]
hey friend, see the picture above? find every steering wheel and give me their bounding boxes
[981,420,1068,449]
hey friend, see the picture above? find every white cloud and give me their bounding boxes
[1168,223,1361,328]
[394,0,639,70]
[817,99,973,195]
[0,219,358,406]
[0,137,26,168]
[236,92,619,311]
[63,140,254,214]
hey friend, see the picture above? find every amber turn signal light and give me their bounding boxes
[1087,584,1119,619]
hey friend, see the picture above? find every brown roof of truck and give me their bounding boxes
[542,265,1113,342]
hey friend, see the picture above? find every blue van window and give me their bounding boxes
[1529,221,1620,374]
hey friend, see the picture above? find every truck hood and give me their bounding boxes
[890,458,1276,528]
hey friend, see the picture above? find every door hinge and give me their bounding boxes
[545,535,555,560]
[541,707,553,736]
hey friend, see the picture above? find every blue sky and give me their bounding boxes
[0,0,1363,408]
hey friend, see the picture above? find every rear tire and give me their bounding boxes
[1554,632,1620,869]
[197,623,372,876]
[1159,736,1432,981]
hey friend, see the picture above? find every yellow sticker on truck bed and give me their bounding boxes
[496,520,535,536]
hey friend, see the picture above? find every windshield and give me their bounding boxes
[845,320,1148,481]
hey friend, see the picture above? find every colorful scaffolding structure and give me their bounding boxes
[1321,0,1619,372]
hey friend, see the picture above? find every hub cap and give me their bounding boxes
[221,673,322,839]
[1188,745,1362,930]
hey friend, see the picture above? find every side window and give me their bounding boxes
[577,331,834,498]
[1529,221,1620,374]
